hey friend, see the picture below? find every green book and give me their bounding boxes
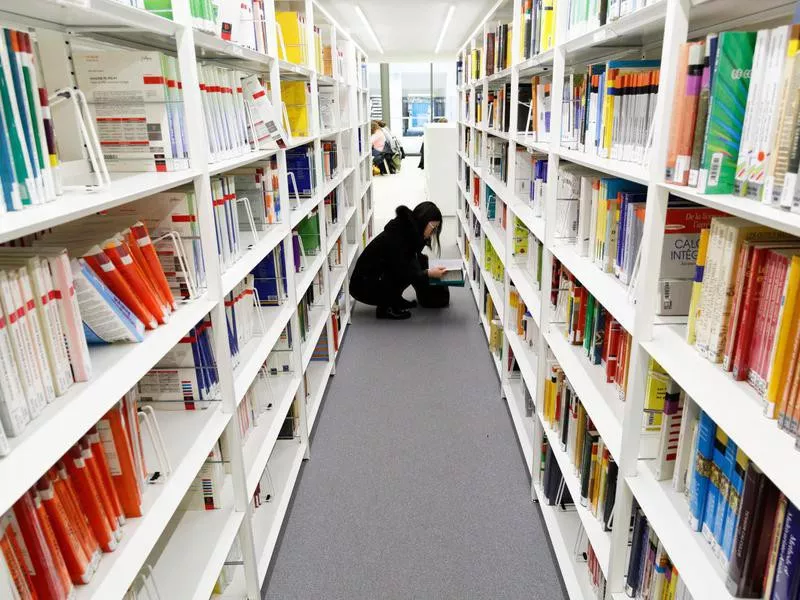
[296,210,321,255]
[698,31,757,194]
[583,293,596,356]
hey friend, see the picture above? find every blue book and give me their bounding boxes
[771,501,800,600]
[722,449,748,561]
[616,191,646,273]
[689,411,716,531]
[73,258,145,344]
[286,147,314,197]
[606,59,662,69]
[702,427,727,544]
[713,436,738,553]
[486,186,496,219]
[252,246,287,305]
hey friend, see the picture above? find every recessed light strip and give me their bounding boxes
[354,5,384,54]
[435,5,456,54]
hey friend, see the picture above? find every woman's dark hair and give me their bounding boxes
[413,201,443,254]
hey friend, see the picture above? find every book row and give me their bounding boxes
[687,216,800,443]
[565,0,656,40]
[665,25,800,214]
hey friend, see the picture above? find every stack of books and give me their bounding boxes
[512,216,544,289]
[508,285,539,346]
[485,21,513,76]
[517,0,556,62]
[514,148,548,216]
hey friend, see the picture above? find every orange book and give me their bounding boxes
[50,466,98,564]
[122,230,171,314]
[12,490,69,599]
[673,42,704,185]
[79,437,122,542]
[64,445,117,553]
[102,238,167,326]
[98,404,143,518]
[129,222,177,310]
[31,489,73,597]
[83,245,156,329]
[780,319,800,430]
[0,519,33,599]
[3,516,35,600]
[87,427,126,527]
[36,476,93,584]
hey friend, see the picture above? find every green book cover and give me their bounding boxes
[143,0,174,20]
[583,293,595,355]
[296,211,321,255]
[699,31,757,194]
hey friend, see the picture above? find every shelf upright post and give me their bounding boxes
[170,0,260,596]
[606,0,691,593]
[532,0,567,503]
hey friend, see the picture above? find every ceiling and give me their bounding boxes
[316,0,498,61]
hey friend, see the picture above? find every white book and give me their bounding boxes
[692,219,723,356]
[0,270,46,418]
[735,29,770,196]
[72,46,188,172]
[0,294,29,438]
[242,74,287,150]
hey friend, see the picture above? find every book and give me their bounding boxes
[428,259,465,287]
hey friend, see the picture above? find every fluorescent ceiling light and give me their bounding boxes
[354,5,384,54]
[435,5,456,54]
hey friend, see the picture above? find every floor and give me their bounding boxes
[261,158,567,600]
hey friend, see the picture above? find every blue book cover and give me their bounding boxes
[200,320,219,395]
[616,192,646,272]
[721,448,748,561]
[702,427,726,545]
[689,411,716,531]
[186,325,207,405]
[74,258,145,344]
[606,59,661,69]
[713,435,738,551]
[286,147,314,196]
[595,71,605,152]
[771,501,800,600]
[252,247,286,305]
[486,186,496,219]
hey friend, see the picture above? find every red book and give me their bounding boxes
[2,514,35,600]
[63,445,117,552]
[79,437,122,542]
[87,427,126,528]
[606,320,621,383]
[83,245,157,329]
[12,490,69,599]
[723,242,753,371]
[733,248,772,381]
[31,489,73,597]
[50,465,98,564]
[755,253,790,391]
[128,223,177,309]
[102,238,168,325]
[36,476,93,584]
[98,404,143,519]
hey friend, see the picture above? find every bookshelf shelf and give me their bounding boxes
[149,476,241,600]
[549,242,635,333]
[0,170,201,245]
[233,301,296,403]
[0,1,371,597]
[661,182,800,238]
[0,295,217,516]
[502,378,534,474]
[626,461,735,600]
[543,326,624,461]
[251,440,307,584]
[556,147,649,185]
[642,322,800,508]
[506,331,538,400]
[532,480,597,600]
[457,0,800,596]
[74,406,231,600]
[301,305,330,369]
[243,375,303,496]
[507,264,542,327]
[222,225,291,295]
[536,409,613,576]
[306,359,335,432]
[483,272,506,322]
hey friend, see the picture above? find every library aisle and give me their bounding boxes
[264,167,566,599]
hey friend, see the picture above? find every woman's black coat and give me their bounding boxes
[351,205,428,293]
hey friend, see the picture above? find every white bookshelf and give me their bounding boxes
[0,0,373,598]
[455,1,799,598]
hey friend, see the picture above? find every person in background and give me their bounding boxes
[350,201,450,320]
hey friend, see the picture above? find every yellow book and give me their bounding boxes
[601,68,617,157]
[687,228,710,346]
[643,358,668,432]
[574,405,586,471]
[276,11,306,65]
[506,25,512,67]
[323,46,333,76]
[540,0,555,51]
[314,28,322,72]
[765,253,800,416]
[280,81,310,136]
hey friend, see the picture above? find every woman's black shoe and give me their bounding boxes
[376,306,411,320]
[398,298,418,309]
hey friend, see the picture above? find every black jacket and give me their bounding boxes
[352,206,428,288]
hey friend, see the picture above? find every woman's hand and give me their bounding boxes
[427,266,448,279]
